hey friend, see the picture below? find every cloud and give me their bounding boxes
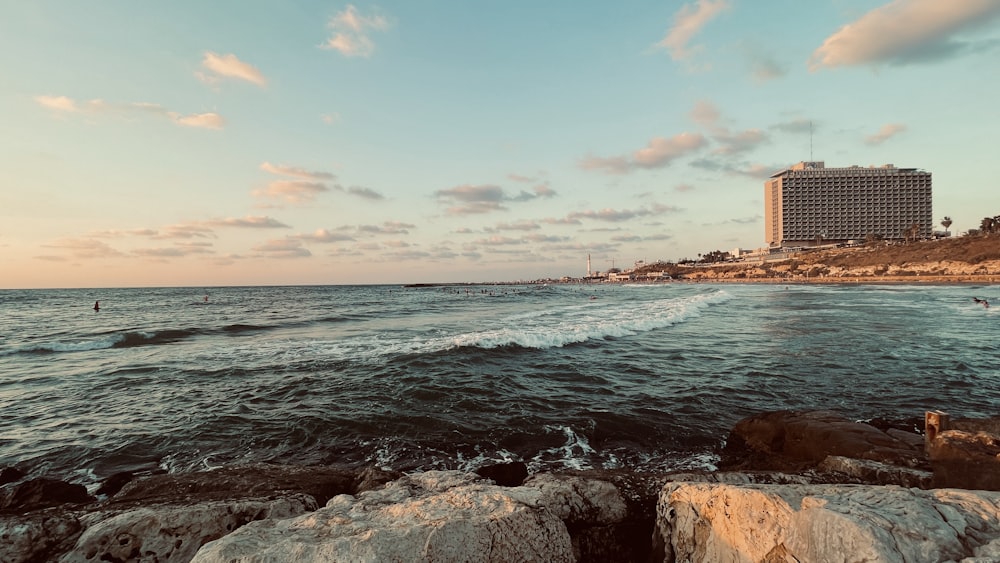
[357,221,414,235]
[252,238,311,258]
[749,54,787,82]
[35,95,224,129]
[339,185,385,200]
[658,0,731,61]
[34,95,80,112]
[295,228,356,243]
[255,180,330,204]
[712,129,768,155]
[198,52,266,86]
[690,158,783,179]
[171,112,225,130]
[132,244,214,258]
[44,238,124,259]
[436,183,549,215]
[690,100,720,126]
[580,133,707,175]
[772,119,815,134]
[566,204,680,223]
[321,5,389,57]
[578,155,630,175]
[810,0,1000,69]
[260,162,335,181]
[205,216,290,229]
[865,123,908,145]
[675,184,695,192]
[488,221,541,232]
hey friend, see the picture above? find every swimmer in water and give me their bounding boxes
[94,300,100,312]
[973,297,990,309]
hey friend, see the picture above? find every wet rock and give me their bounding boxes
[0,477,94,511]
[111,464,357,507]
[818,455,932,488]
[721,409,924,471]
[476,461,528,486]
[929,429,1000,490]
[0,512,82,563]
[61,494,316,563]
[0,466,25,486]
[655,481,1000,562]
[95,471,134,497]
[353,465,401,493]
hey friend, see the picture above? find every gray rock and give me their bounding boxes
[0,512,83,563]
[655,481,1000,563]
[192,471,584,563]
[818,455,932,488]
[60,494,316,563]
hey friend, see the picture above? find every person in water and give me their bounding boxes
[93,300,100,312]
[973,297,990,308]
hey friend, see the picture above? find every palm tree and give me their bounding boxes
[941,216,952,234]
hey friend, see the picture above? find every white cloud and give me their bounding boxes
[690,100,720,126]
[865,123,908,145]
[35,94,224,130]
[633,133,707,168]
[658,0,731,61]
[252,238,311,258]
[255,180,330,204]
[171,112,225,130]
[579,132,707,175]
[810,0,1000,69]
[321,5,389,58]
[34,95,79,112]
[260,162,335,181]
[205,216,290,229]
[199,52,266,86]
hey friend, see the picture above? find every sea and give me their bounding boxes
[1,283,997,491]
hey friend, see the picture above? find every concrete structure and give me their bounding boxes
[765,161,932,248]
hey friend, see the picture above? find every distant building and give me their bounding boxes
[764,161,932,248]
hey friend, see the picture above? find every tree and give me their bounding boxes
[941,216,952,234]
[981,216,998,235]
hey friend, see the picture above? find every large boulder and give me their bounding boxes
[721,410,924,472]
[0,512,83,563]
[192,470,635,563]
[655,481,1000,562]
[929,429,1000,490]
[0,477,94,511]
[61,494,316,563]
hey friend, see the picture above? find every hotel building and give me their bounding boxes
[764,161,932,248]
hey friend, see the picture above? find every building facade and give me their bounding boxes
[764,161,932,248]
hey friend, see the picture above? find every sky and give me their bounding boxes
[2,0,999,288]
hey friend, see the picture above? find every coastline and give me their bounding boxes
[6,409,1000,562]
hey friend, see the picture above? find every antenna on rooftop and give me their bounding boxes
[810,120,813,162]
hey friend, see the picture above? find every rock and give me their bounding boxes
[655,481,1000,562]
[0,512,83,563]
[61,494,316,563]
[476,461,528,486]
[353,466,401,493]
[818,455,932,488]
[929,429,1000,490]
[721,410,924,471]
[111,464,357,506]
[0,466,25,486]
[0,478,94,511]
[192,471,579,563]
[95,471,134,497]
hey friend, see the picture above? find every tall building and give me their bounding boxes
[764,161,932,248]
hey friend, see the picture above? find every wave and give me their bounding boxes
[441,290,730,350]
[9,328,201,355]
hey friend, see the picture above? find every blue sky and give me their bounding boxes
[2,0,999,288]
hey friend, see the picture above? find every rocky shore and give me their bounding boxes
[4,410,1000,562]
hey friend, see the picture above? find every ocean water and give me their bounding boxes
[1,283,997,488]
